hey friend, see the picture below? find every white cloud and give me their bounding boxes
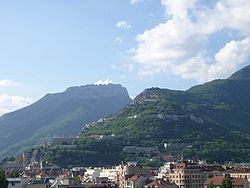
[0,94,32,116]
[161,0,197,19]
[130,0,144,5]
[115,37,123,45]
[132,0,250,82]
[94,79,113,85]
[210,37,250,80]
[0,80,19,87]
[116,21,131,29]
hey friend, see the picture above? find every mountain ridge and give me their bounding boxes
[2,66,250,165]
[229,65,250,80]
[43,65,250,166]
[0,84,131,158]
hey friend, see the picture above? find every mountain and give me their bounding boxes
[0,84,131,158]
[42,66,250,167]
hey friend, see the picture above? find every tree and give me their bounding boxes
[73,176,81,185]
[0,169,8,188]
[10,171,19,178]
[222,174,232,188]
[208,180,214,188]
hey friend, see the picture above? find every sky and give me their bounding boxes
[1,0,250,116]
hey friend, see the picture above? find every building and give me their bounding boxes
[204,175,249,188]
[99,168,116,183]
[145,179,178,188]
[158,162,175,179]
[163,161,206,188]
[125,175,148,188]
[82,168,116,183]
[116,162,150,188]
[7,178,29,188]
[201,165,225,180]
[83,168,102,183]
[227,168,250,183]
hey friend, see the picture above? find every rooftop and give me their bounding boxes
[204,176,248,186]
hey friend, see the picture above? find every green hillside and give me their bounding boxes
[0,84,131,158]
[42,66,250,167]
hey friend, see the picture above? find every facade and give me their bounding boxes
[163,161,206,188]
[83,168,116,183]
[227,168,250,183]
[83,168,102,183]
[125,175,148,188]
[158,162,175,179]
[201,165,225,180]
[99,168,117,182]
[116,162,150,188]
[161,162,226,188]
[7,178,29,188]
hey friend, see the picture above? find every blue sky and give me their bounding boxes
[1,0,250,115]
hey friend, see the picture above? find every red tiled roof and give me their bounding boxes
[232,178,248,186]
[201,165,225,172]
[146,179,177,187]
[128,175,139,181]
[205,176,248,186]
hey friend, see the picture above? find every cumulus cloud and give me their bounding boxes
[209,37,250,80]
[0,94,32,116]
[130,0,144,5]
[0,80,19,87]
[94,79,113,85]
[132,0,250,82]
[116,21,131,29]
[161,0,197,19]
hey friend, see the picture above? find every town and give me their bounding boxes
[1,154,250,188]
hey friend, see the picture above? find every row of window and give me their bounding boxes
[170,174,204,179]
[231,174,250,179]
[170,179,203,183]
[180,184,203,188]
[174,170,201,174]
